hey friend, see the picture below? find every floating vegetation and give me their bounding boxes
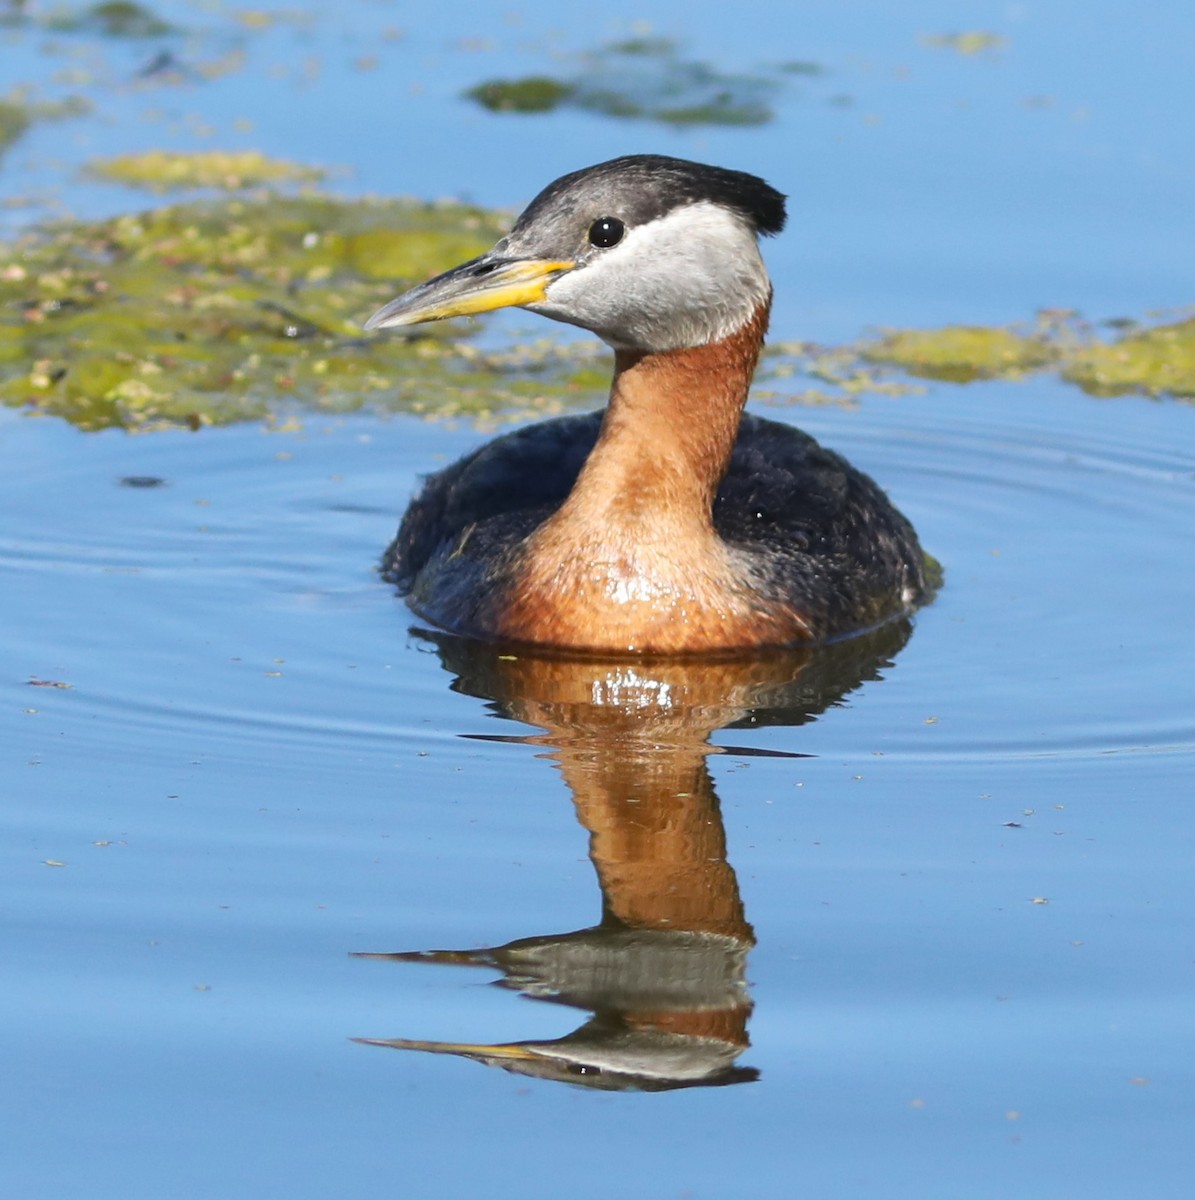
[864,323,1058,382]
[85,150,329,192]
[761,342,924,408]
[465,37,797,127]
[778,61,826,77]
[45,2,176,38]
[0,193,611,431]
[862,311,1195,401]
[920,31,1008,56]
[0,92,94,159]
[466,78,575,114]
[1062,318,1195,398]
[2,183,1192,436]
[0,101,31,154]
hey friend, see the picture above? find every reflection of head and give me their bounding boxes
[357,1012,760,1093]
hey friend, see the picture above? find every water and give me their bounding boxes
[4,3,1195,1198]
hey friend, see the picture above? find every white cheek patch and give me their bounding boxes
[534,201,771,351]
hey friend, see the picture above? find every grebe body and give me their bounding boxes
[367,155,928,654]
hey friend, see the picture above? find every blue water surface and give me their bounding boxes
[3,2,1195,1198]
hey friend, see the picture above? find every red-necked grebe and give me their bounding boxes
[365,155,928,654]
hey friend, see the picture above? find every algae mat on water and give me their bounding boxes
[0,192,610,431]
[464,36,828,127]
[2,187,1192,434]
[864,315,1195,399]
[84,151,329,192]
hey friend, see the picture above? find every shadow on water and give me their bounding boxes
[351,620,913,1091]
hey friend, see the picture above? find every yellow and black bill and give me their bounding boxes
[364,253,575,331]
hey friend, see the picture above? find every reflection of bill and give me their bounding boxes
[354,926,757,1091]
[353,623,912,1091]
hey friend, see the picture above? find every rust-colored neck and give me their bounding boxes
[561,300,770,534]
[493,302,783,653]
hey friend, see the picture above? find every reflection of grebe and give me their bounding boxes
[352,625,914,1091]
[367,154,928,654]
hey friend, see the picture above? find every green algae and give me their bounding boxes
[864,324,1059,382]
[2,188,1192,436]
[0,192,610,431]
[46,2,175,38]
[761,341,924,409]
[604,36,678,57]
[0,92,92,159]
[860,313,1195,402]
[920,31,1008,56]
[0,101,31,154]
[85,150,329,192]
[1062,318,1195,398]
[465,38,789,128]
[466,78,575,115]
[778,61,826,77]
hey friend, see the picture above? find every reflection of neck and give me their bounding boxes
[554,739,753,945]
[625,1005,751,1048]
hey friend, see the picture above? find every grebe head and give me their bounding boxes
[364,155,786,353]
